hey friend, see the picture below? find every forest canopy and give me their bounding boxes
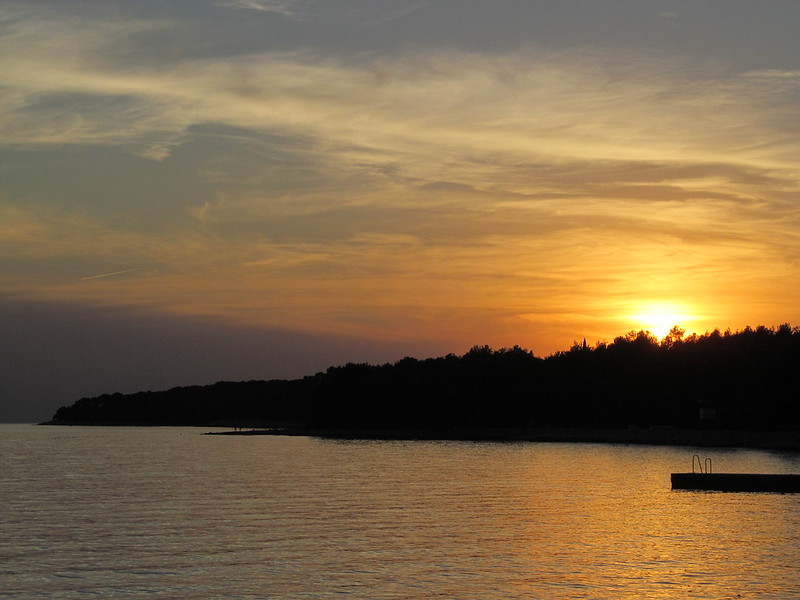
[48,325,800,433]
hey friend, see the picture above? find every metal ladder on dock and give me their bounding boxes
[692,454,712,474]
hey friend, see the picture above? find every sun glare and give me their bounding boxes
[625,303,696,340]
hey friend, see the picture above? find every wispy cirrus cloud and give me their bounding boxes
[213,0,301,17]
[743,69,800,79]
[2,2,797,173]
[80,267,144,281]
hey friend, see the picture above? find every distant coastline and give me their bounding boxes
[40,421,800,451]
[199,425,800,451]
[44,325,800,449]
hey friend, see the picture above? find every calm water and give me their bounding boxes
[2,425,799,599]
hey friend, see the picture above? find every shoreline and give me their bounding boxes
[203,426,800,452]
[39,421,800,451]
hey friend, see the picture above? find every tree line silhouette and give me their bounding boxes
[49,325,800,432]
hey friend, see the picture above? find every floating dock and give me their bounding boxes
[671,454,800,492]
[671,472,800,493]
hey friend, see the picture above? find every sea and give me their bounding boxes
[2,424,799,599]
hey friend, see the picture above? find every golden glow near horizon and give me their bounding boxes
[1,2,799,359]
[624,303,699,340]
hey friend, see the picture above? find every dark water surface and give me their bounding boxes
[2,424,799,599]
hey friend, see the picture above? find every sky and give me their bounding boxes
[2,0,799,421]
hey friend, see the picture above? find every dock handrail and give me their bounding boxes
[692,454,712,474]
[692,454,702,473]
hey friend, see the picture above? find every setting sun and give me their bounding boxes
[625,303,697,340]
